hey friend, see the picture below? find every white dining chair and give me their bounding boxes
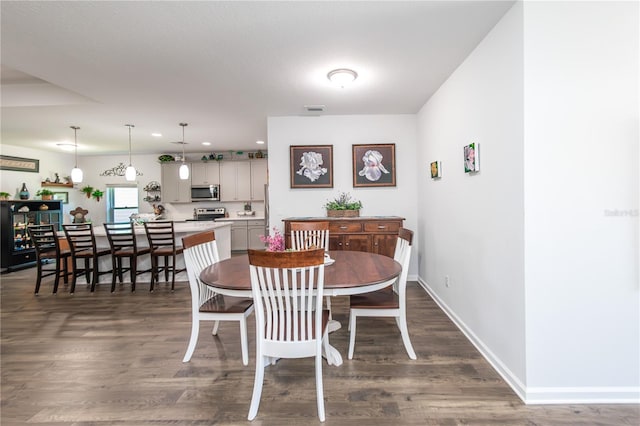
[182,231,254,364]
[247,248,330,422]
[289,221,333,319]
[347,228,416,360]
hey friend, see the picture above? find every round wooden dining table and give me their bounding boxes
[199,250,402,366]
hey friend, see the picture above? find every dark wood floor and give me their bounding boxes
[1,268,638,425]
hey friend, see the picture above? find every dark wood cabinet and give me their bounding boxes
[283,216,404,258]
[1,200,63,271]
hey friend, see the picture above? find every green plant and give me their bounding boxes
[81,185,94,194]
[0,191,10,200]
[91,189,104,200]
[36,189,54,196]
[323,192,362,210]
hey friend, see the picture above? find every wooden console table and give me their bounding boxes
[283,216,405,258]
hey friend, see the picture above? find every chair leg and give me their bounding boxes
[248,352,266,421]
[53,261,61,294]
[130,257,137,292]
[170,254,175,291]
[348,311,358,360]
[325,296,332,320]
[315,350,326,422]
[111,256,118,293]
[117,258,124,283]
[182,316,200,363]
[397,313,417,360]
[239,317,249,366]
[70,258,78,294]
[149,256,156,292]
[34,260,43,294]
[164,255,170,282]
[90,256,100,292]
[84,258,91,284]
[212,321,220,335]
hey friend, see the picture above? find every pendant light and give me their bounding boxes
[179,123,189,180]
[124,124,136,181]
[70,126,83,183]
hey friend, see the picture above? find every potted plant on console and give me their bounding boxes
[0,191,11,201]
[36,189,54,200]
[323,192,362,218]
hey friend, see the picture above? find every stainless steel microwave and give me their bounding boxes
[191,185,220,201]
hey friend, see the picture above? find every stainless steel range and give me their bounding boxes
[193,207,226,221]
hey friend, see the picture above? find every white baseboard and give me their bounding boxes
[415,277,640,405]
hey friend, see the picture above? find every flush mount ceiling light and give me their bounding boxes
[256,140,265,145]
[70,125,83,183]
[202,141,211,146]
[124,124,137,181]
[56,143,76,151]
[151,133,162,137]
[179,123,189,180]
[327,68,358,88]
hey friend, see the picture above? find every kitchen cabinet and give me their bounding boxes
[283,216,404,258]
[220,161,251,201]
[161,163,191,203]
[191,162,220,185]
[229,219,265,252]
[1,200,63,271]
[250,159,268,201]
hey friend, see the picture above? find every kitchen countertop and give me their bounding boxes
[216,216,265,222]
[93,220,232,237]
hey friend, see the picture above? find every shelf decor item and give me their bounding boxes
[0,192,10,201]
[19,183,30,200]
[36,189,54,200]
[323,192,362,218]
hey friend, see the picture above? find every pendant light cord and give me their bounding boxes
[126,124,134,165]
[71,126,80,167]
[180,123,188,161]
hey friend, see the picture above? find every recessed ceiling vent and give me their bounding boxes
[304,105,325,113]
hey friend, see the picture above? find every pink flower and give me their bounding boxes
[260,227,285,252]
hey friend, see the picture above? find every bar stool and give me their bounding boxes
[62,223,112,293]
[104,222,151,292]
[27,224,72,294]
[144,221,185,291]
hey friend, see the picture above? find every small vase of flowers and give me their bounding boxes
[260,227,285,252]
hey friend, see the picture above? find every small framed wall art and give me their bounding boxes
[352,143,396,187]
[430,161,442,179]
[52,192,69,204]
[290,145,333,188]
[464,143,480,173]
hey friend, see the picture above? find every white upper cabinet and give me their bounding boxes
[220,161,251,201]
[161,162,191,203]
[250,159,268,201]
[191,162,220,186]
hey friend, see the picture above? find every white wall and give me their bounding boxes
[267,115,418,275]
[416,1,526,394]
[417,0,639,403]
[523,1,639,402]
[0,144,80,222]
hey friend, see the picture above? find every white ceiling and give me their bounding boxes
[1,1,514,156]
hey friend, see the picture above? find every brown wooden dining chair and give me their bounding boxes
[27,224,72,294]
[62,223,112,293]
[247,248,329,421]
[144,221,185,291]
[182,231,254,364]
[104,222,151,292]
[348,227,416,360]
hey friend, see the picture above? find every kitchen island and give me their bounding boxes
[76,221,232,288]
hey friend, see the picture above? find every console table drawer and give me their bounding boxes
[364,221,401,233]
[329,222,363,233]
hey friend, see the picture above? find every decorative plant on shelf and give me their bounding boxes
[323,192,363,217]
[81,185,94,198]
[91,189,104,202]
[36,189,54,200]
[260,227,285,252]
[0,191,11,200]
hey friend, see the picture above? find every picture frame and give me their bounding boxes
[52,192,69,204]
[352,143,396,187]
[0,155,39,173]
[430,161,442,179]
[464,143,480,173]
[290,145,334,188]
